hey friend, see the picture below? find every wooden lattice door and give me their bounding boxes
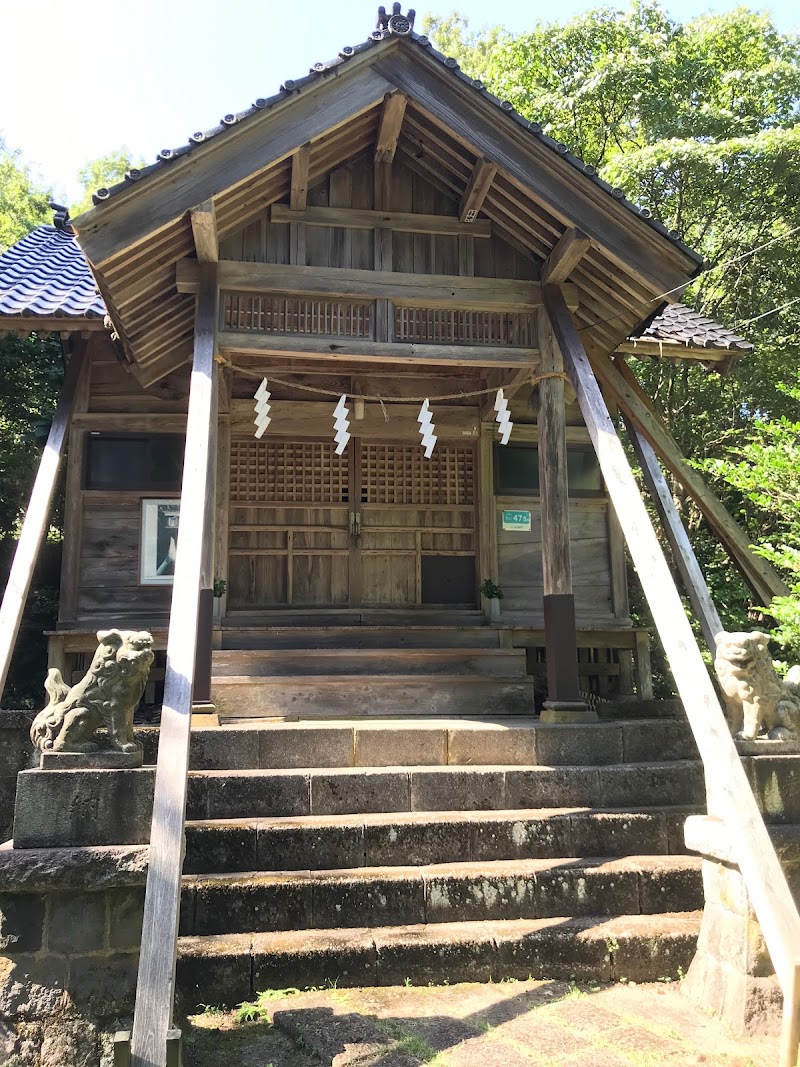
[227,438,352,607]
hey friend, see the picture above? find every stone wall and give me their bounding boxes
[0,712,34,841]
[0,844,147,1066]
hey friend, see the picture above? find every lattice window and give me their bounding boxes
[395,307,535,347]
[222,292,373,337]
[230,440,349,503]
[361,444,475,505]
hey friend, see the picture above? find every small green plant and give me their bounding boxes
[676,965,686,981]
[213,577,228,598]
[198,1003,223,1016]
[480,578,504,600]
[605,936,620,954]
[236,1001,263,1022]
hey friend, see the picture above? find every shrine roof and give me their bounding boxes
[0,225,105,320]
[631,302,753,352]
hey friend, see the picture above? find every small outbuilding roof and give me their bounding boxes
[0,226,105,320]
[632,302,753,352]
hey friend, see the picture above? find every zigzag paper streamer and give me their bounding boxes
[494,387,513,445]
[417,399,437,459]
[333,394,351,455]
[254,378,271,439]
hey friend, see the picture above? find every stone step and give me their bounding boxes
[212,647,527,678]
[180,855,703,937]
[183,805,699,874]
[185,761,705,821]
[175,718,694,772]
[221,624,505,650]
[176,911,702,1007]
[211,675,537,719]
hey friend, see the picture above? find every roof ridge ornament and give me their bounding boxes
[49,202,73,235]
[376,4,415,36]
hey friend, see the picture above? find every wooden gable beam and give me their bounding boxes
[460,158,497,224]
[375,92,407,164]
[541,227,591,284]
[190,201,219,263]
[271,204,491,237]
[290,143,311,211]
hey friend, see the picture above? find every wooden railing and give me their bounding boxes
[221,291,373,338]
[545,284,800,1067]
[394,306,536,347]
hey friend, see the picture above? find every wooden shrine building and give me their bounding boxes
[2,7,799,1067]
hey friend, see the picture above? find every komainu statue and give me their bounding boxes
[714,631,800,741]
[30,629,154,755]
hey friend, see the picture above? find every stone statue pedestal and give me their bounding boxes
[39,749,143,770]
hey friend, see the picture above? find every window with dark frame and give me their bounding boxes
[84,434,185,492]
[493,443,604,497]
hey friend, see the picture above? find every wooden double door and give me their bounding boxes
[227,437,478,608]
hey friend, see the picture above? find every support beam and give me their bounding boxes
[177,258,578,312]
[626,417,723,652]
[271,204,492,237]
[190,200,218,263]
[459,158,497,224]
[536,311,588,720]
[374,92,407,164]
[541,227,591,284]
[0,343,87,702]
[544,284,800,1060]
[594,354,788,606]
[290,143,311,211]
[130,265,218,1067]
[479,366,532,420]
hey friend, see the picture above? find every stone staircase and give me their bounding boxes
[169,714,706,1010]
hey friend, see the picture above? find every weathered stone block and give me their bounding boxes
[365,816,466,867]
[0,894,45,953]
[189,728,258,771]
[0,716,34,777]
[535,725,622,767]
[355,725,446,767]
[311,770,409,816]
[410,769,505,812]
[425,866,537,922]
[504,768,597,809]
[40,1016,99,1067]
[748,755,800,822]
[177,936,252,1009]
[47,892,106,954]
[313,870,425,928]
[494,920,612,982]
[571,812,667,858]
[621,720,696,762]
[446,727,535,767]
[202,772,310,820]
[0,952,68,1020]
[471,813,572,861]
[107,888,144,951]
[374,924,495,985]
[611,920,697,983]
[184,820,258,874]
[259,821,365,871]
[251,928,376,990]
[261,725,354,769]
[701,859,749,915]
[596,762,703,808]
[13,768,155,848]
[537,861,640,919]
[638,860,703,914]
[684,948,782,1035]
[39,750,142,770]
[191,876,313,935]
[66,952,139,1013]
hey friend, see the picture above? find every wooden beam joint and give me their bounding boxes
[375,92,407,164]
[541,227,591,285]
[290,143,311,211]
[190,201,218,264]
[459,158,497,224]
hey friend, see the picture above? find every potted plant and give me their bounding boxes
[480,578,504,622]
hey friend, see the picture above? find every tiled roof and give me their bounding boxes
[0,226,105,319]
[634,302,753,351]
[77,7,703,268]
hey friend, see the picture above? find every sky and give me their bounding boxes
[1,0,798,207]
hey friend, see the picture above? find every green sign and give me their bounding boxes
[501,509,531,531]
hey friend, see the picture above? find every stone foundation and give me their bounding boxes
[0,712,35,840]
[683,814,782,1034]
[0,842,148,1066]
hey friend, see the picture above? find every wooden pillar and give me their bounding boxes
[536,314,591,721]
[0,341,87,703]
[130,264,218,1067]
[192,352,219,712]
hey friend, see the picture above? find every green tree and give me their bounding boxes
[427,3,800,644]
[73,146,145,215]
[0,140,51,251]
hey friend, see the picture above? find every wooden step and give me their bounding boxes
[212,647,527,678]
[220,624,504,650]
[211,675,536,718]
[176,912,702,1006]
[180,855,703,936]
[185,761,704,821]
[224,608,487,628]
[183,805,700,874]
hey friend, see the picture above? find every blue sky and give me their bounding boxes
[1,0,798,206]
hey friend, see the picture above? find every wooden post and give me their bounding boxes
[543,285,800,1048]
[625,417,723,653]
[0,342,87,703]
[130,264,218,1067]
[537,315,590,721]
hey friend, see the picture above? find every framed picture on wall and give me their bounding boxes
[140,499,180,585]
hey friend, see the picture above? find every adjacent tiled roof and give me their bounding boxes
[0,227,105,318]
[77,8,703,268]
[633,303,753,351]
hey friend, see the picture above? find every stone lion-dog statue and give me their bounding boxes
[30,629,154,755]
[714,630,800,741]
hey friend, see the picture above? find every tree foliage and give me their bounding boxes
[73,146,144,216]
[427,3,800,648]
[0,140,51,251]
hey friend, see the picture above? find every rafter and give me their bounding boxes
[541,227,591,284]
[289,143,311,211]
[190,200,219,263]
[375,92,407,164]
[459,158,497,224]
